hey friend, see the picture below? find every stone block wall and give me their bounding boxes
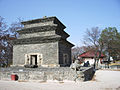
[24,21,54,29]
[59,41,72,66]
[13,42,59,67]
[0,67,95,82]
[18,31,56,39]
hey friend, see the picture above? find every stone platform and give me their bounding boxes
[0,67,95,82]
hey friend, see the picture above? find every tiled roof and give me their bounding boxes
[79,50,105,58]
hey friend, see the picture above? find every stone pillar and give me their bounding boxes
[25,54,30,65]
[37,54,43,66]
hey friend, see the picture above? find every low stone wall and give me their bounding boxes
[0,67,95,82]
[101,64,120,70]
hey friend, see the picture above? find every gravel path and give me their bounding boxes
[0,70,120,90]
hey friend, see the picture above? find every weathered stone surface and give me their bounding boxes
[13,16,74,67]
[18,30,56,39]
[13,35,61,45]
[13,42,59,66]
[22,16,66,30]
[18,25,57,34]
[0,67,94,81]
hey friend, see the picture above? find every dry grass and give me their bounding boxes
[104,88,113,90]
[100,69,120,71]
[18,80,28,82]
[39,81,47,83]
[59,81,64,84]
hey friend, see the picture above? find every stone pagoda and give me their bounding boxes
[13,16,74,68]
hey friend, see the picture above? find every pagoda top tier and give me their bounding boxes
[21,16,66,29]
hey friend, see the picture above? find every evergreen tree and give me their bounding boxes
[100,27,120,67]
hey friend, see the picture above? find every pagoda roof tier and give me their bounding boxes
[13,35,61,45]
[17,25,57,34]
[60,39,74,47]
[21,16,66,30]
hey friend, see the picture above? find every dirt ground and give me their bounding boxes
[0,70,120,90]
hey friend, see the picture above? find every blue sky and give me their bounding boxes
[0,0,120,46]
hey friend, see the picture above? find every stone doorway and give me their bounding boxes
[24,53,43,68]
[30,55,37,65]
[63,54,69,66]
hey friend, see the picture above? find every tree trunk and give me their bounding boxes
[108,56,110,68]
[94,51,97,69]
[94,58,97,69]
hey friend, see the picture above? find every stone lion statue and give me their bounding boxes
[70,59,81,71]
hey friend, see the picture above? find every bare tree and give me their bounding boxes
[72,46,86,62]
[72,46,93,63]
[0,16,7,66]
[0,16,7,33]
[0,16,23,67]
[8,18,23,38]
[83,27,103,68]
